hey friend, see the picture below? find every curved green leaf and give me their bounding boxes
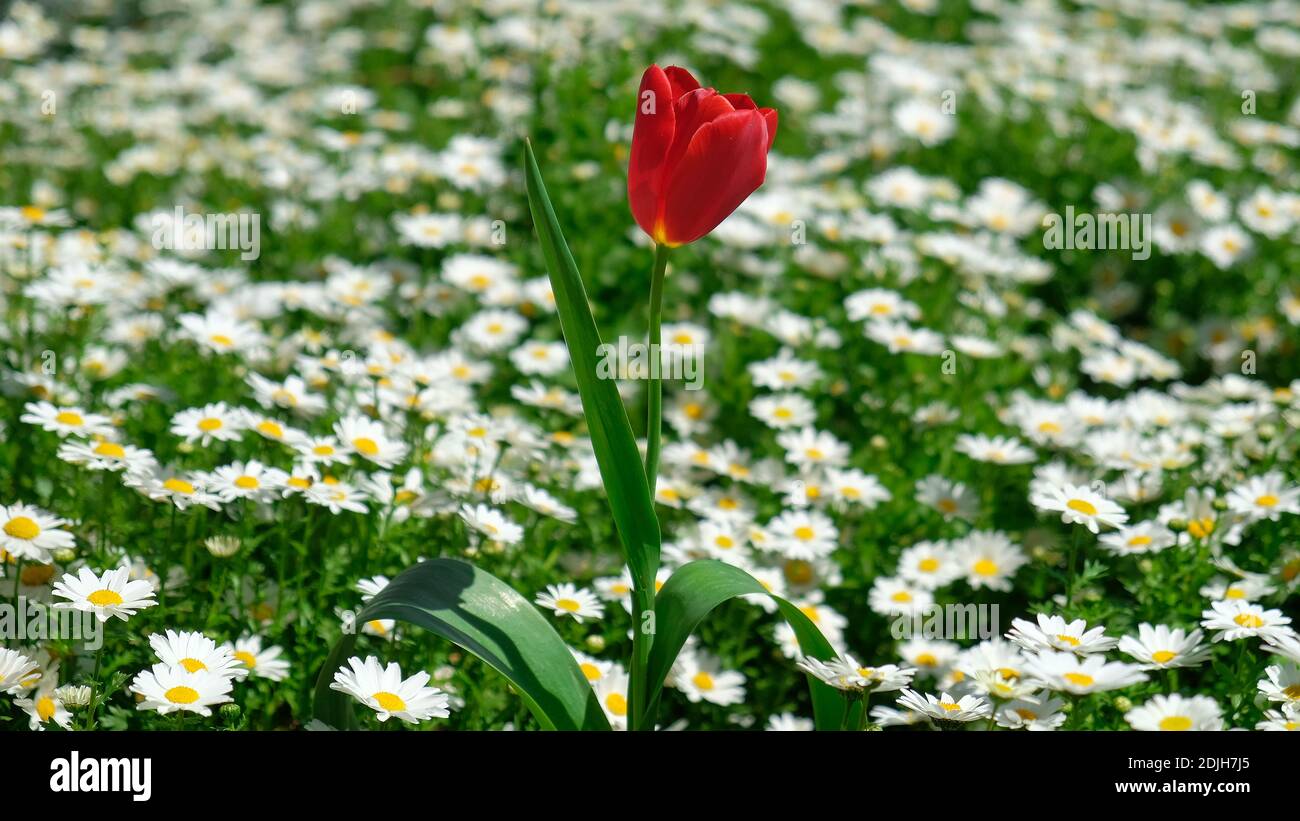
[521,140,661,595]
[312,558,610,731]
[644,560,848,729]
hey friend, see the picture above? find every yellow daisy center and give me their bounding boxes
[692,672,715,691]
[234,651,258,668]
[605,693,628,716]
[1256,494,1279,508]
[973,559,999,577]
[1151,650,1177,664]
[1067,498,1098,516]
[353,437,380,456]
[180,658,207,673]
[55,411,84,426]
[1234,613,1265,629]
[93,442,125,458]
[3,516,41,540]
[87,589,123,606]
[1158,715,1192,731]
[555,598,581,613]
[1063,672,1094,688]
[163,478,195,494]
[164,686,199,705]
[372,691,406,712]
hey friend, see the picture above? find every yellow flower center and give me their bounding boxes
[555,598,581,613]
[21,205,47,221]
[163,478,195,494]
[1158,715,1192,731]
[94,442,125,458]
[1282,685,1300,700]
[1128,535,1152,547]
[353,437,380,456]
[973,559,998,577]
[891,590,913,603]
[1063,672,1094,688]
[580,663,601,681]
[87,589,123,606]
[3,516,41,540]
[692,672,715,691]
[234,651,258,668]
[1066,498,1098,516]
[915,653,938,667]
[1055,634,1080,647]
[234,476,259,489]
[1234,613,1265,629]
[1151,650,1177,664]
[372,691,406,712]
[165,686,199,705]
[55,411,84,426]
[209,334,234,347]
[37,696,57,721]
[180,658,207,673]
[257,421,284,438]
[793,526,815,541]
[605,693,628,716]
[1256,494,1279,508]
[197,417,223,432]
[918,558,940,572]
[940,701,962,712]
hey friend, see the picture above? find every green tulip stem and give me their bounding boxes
[643,242,672,495]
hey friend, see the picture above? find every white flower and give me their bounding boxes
[1200,600,1293,642]
[0,502,76,561]
[1008,614,1118,655]
[52,566,158,622]
[330,656,451,723]
[130,663,234,716]
[535,583,605,623]
[896,689,991,722]
[1125,694,1223,731]
[1030,482,1128,533]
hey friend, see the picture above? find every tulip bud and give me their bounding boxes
[628,65,777,247]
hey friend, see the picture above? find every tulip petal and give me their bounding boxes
[628,65,676,239]
[761,108,779,151]
[723,93,757,110]
[660,109,770,246]
[662,89,736,177]
[664,66,701,99]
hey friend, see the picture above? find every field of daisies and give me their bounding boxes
[2,0,1299,733]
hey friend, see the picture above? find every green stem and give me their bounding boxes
[82,652,104,731]
[642,243,671,496]
[629,586,653,731]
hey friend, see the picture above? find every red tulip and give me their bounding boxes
[627,65,778,247]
